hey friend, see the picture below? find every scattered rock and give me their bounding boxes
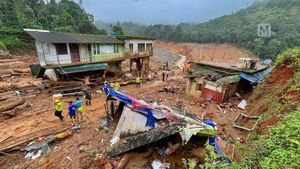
[104,162,113,169]
[191,147,206,163]
[165,143,180,155]
[200,104,206,108]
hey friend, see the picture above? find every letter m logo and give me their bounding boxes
[257,23,272,38]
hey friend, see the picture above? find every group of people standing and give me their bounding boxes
[108,74,141,92]
[54,89,92,126]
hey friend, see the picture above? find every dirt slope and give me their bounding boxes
[154,41,256,65]
[246,58,300,134]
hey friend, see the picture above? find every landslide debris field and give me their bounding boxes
[0,42,298,169]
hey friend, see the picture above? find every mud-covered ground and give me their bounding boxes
[0,42,256,168]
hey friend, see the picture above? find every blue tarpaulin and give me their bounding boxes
[240,67,272,84]
[104,87,156,128]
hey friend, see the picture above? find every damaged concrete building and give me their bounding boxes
[19,29,154,81]
[185,61,272,103]
[103,87,215,157]
[117,35,155,77]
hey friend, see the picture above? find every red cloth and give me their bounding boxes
[125,94,155,109]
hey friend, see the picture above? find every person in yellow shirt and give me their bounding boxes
[135,75,141,88]
[113,82,120,91]
[54,99,64,122]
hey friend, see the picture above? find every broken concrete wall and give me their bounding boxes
[107,123,183,157]
[112,106,151,140]
[44,69,58,81]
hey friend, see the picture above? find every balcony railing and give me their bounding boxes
[124,51,152,59]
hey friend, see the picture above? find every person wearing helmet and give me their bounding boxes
[112,82,120,91]
[54,99,64,122]
[135,75,141,88]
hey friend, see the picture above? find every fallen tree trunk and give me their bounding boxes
[0,91,15,97]
[0,99,25,112]
[0,59,21,63]
[1,109,16,118]
[117,153,132,169]
[13,69,29,73]
[1,102,28,118]
[0,97,8,101]
[0,122,83,152]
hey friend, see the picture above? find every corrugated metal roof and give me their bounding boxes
[216,75,241,86]
[20,29,123,44]
[116,35,156,40]
[188,62,242,80]
[240,67,273,84]
[56,63,108,74]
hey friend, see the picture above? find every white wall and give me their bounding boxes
[204,81,223,93]
[124,40,153,53]
[100,45,114,54]
[44,69,58,81]
[79,44,90,62]
[35,41,72,65]
[35,41,46,66]
[91,44,115,55]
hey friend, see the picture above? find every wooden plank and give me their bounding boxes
[0,99,25,112]
[233,124,252,131]
[61,92,83,96]
[240,113,260,119]
[0,125,74,152]
[53,83,83,90]
[54,87,83,94]
[234,114,241,122]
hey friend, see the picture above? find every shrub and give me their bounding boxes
[0,41,7,51]
[275,48,300,68]
[227,110,300,169]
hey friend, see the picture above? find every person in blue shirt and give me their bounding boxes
[204,118,230,163]
[74,98,84,121]
[204,118,217,145]
[68,101,77,126]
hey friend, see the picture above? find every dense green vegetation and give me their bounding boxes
[112,23,125,36]
[0,0,106,53]
[104,0,300,60]
[95,21,146,35]
[232,110,300,169]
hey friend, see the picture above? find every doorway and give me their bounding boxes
[69,44,80,63]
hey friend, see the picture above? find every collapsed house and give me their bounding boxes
[186,60,272,103]
[117,35,155,77]
[103,87,215,156]
[19,29,154,81]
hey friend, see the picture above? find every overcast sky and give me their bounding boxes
[76,0,258,24]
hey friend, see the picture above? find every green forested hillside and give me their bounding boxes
[95,21,146,36]
[0,0,106,53]
[135,0,300,59]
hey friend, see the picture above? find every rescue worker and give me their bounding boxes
[83,88,92,105]
[204,117,217,145]
[112,82,120,91]
[74,97,84,121]
[68,101,77,126]
[54,99,64,122]
[135,75,141,88]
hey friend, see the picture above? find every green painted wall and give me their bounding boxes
[92,44,124,62]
